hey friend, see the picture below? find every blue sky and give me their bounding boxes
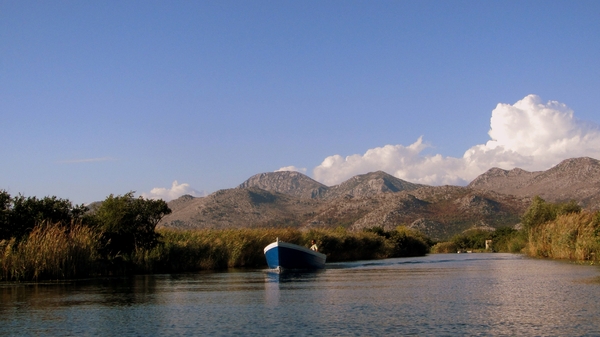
[2,1,600,204]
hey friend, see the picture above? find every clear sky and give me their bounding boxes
[2,1,600,204]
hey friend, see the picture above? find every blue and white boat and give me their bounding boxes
[264,238,326,271]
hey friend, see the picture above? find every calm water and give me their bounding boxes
[2,254,600,336]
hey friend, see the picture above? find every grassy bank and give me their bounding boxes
[430,227,526,254]
[0,225,430,281]
[430,197,600,264]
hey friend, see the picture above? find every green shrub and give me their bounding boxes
[362,226,431,258]
[491,226,526,253]
[90,192,171,257]
[430,241,458,253]
[521,196,581,230]
[0,190,87,241]
[450,229,491,250]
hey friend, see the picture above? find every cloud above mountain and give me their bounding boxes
[276,166,307,174]
[142,181,205,201]
[313,94,600,186]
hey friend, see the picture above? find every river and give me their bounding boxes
[2,253,600,336]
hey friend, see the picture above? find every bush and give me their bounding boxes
[431,241,458,253]
[491,226,526,253]
[91,192,171,257]
[521,196,581,230]
[0,191,87,240]
[317,229,389,262]
[450,229,491,250]
[363,226,431,258]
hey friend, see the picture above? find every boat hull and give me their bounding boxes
[264,241,326,270]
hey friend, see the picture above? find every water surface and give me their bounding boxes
[2,253,600,336]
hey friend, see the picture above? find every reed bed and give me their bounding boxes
[132,227,394,273]
[525,211,600,261]
[133,228,298,273]
[1,225,430,281]
[0,223,100,281]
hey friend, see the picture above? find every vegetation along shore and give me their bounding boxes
[1,188,599,282]
[0,190,430,281]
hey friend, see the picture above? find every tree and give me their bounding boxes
[0,190,11,239]
[92,192,171,256]
[521,196,582,230]
[0,192,87,240]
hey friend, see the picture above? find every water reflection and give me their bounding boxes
[2,254,600,336]
[264,269,324,283]
[263,269,325,307]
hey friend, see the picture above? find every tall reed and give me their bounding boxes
[0,223,100,281]
[525,211,600,261]
[132,227,407,273]
[1,225,432,280]
[133,227,314,273]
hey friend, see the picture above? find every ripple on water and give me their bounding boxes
[2,253,600,336]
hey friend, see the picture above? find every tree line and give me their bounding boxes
[0,190,171,258]
[0,190,436,281]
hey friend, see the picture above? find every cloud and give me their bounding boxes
[275,166,307,174]
[58,157,117,164]
[313,94,600,186]
[142,181,205,201]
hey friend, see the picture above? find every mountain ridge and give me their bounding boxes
[159,157,600,240]
[468,157,600,209]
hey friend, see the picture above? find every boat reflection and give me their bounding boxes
[263,269,325,307]
[264,268,324,283]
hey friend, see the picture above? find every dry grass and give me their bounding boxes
[133,227,402,273]
[525,211,600,261]
[0,223,100,281]
[1,225,430,280]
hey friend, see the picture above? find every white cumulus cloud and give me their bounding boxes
[142,181,205,201]
[313,94,600,186]
[275,166,307,174]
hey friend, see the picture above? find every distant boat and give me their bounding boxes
[264,238,326,271]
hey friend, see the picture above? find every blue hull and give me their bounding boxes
[264,241,326,270]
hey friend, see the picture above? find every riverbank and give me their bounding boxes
[430,198,600,263]
[0,225,430,281]
[525,211,600,261]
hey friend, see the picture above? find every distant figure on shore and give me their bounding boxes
[310,240,319,252]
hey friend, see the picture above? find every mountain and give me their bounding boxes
[305,185,527,239]
[238,171,328,199]
[468,157,600,209]
[160,172,527,240]
[158,157,600,240]
[323,171,424,199]
[159,187,320,230]
[237,170,423,200]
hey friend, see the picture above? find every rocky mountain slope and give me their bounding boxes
[468,157,600,210]
[238,171,328,199]
[237,170,423,199]
[158,187,321,230]
[158,157,600,240]
[322,171,425,199]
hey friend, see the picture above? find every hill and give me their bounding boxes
[158,157,600,240]
[159,187,320,230]
[468,157,600,210]
[238,171,328,199]
[322,171,424,199]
